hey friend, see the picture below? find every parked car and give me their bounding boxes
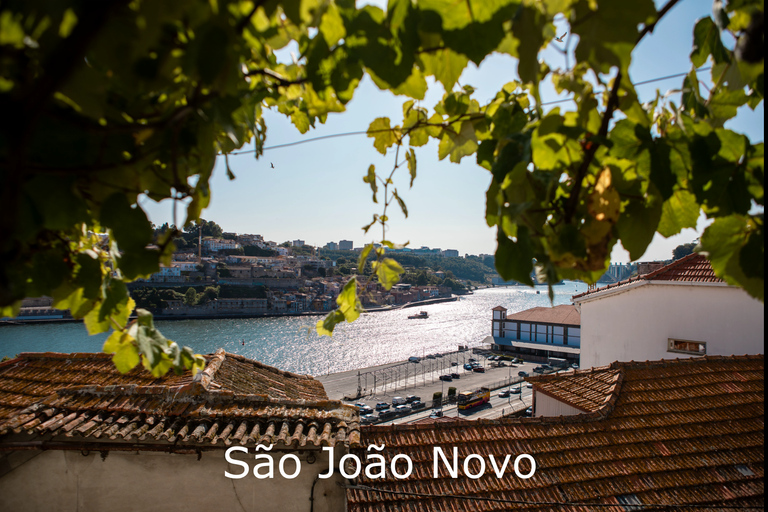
[359,406,374,415]
[533,366,546,373]
[497,361,507,367]
[527,382,533,388]
[439,374,453,381]
[360,414,378,424]
[450,362,458,366]
[408,356,421,363]
[468,358,477,363]
[472,366,486,373]
[375,402,391,411]
[524,406,533,417]
[571,363,579,369]
[510,385,522,394]
[498,390,511,398]
[518,371,529,377]
[406,395,421,403]
[354,402,367,409]
[463,363,473,370]
[395,405,410,415]
[410,400,426,410]
[379,409,397,420]
[488,355,497,361]
[429,410,443,418]
[392,396,407,406]
[426,354,436,359]
[450,372,461,379]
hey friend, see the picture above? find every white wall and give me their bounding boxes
[534,392,585,418]
[577,283,764,368]
[0,445,346,512]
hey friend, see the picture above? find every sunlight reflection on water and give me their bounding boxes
[0,283,587,375]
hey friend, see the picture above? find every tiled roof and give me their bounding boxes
[573,253,724,300]
[643,253,722,282]
[507,304,580,326]
[492,306,507,311]
[527,365,622,412]
[0,350,358,449]
[348,355,764,511]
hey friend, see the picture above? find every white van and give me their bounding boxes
[392,396,407,406]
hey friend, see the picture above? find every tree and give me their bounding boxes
[183,288,197,307]
[0,0,762,376]
[673,243,697,260]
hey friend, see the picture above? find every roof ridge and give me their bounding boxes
[194,348,227,390]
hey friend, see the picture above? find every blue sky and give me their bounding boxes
[141,0,764,263]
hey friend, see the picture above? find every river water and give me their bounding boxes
[0,283,587,376]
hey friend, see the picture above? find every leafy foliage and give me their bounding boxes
[1,0,763,367]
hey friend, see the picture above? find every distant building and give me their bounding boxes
[291,240,305,247]
[325,242,338,250]
[442,249,459,258]
[338,240,353,251]
[202,238,241,252]
[491,304,581,363]
[573,253,764,368]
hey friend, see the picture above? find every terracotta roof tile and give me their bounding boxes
[506,304,581,326]
[573,253,725,300]
[348,355,764,511]
[0,350,357,450]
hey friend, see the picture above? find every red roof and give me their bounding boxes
[507,304,580,326]
[573,253,724,300]
[0,350,358,450]
[348,355,764,511]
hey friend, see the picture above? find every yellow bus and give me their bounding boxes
[457,387,490,410]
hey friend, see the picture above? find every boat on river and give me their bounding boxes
[408,311,429,319]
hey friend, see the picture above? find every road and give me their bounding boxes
[375,385,534,425]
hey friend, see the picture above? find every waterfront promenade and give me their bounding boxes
[317,347,538,421]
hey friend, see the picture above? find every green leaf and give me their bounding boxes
[100,194,153,251]
[438,120,478,163]
[110,333,140,374]
[358,244,373,274]
[495,226,534,286]
[319,2,346,47]
[316,310,346,337]
[363,164,378,203]
[616,189,663,260]
[418,48,469,91]
[510,5,547,83]
[690,17,730,68]
[572,0,656,74]
[658,190,700,237]
[375,258,404,290]
[367,117,398,154]
[336,278,362,321]
[699,214,763,301]
[392,189,408,218]
[406,148,417,187]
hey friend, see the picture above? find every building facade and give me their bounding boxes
[491,304,581,363]
[573,253,764,368]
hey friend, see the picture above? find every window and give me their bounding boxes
[668,339,706,355]
[552,325,564,344]
[520,323,531,341]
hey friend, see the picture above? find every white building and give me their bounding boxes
[572,253,764,368]
[491,304,581,364]
[201,238,241,252]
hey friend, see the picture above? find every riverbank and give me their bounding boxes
[0,295,458,325]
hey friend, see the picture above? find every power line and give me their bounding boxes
[227,67,714,156]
